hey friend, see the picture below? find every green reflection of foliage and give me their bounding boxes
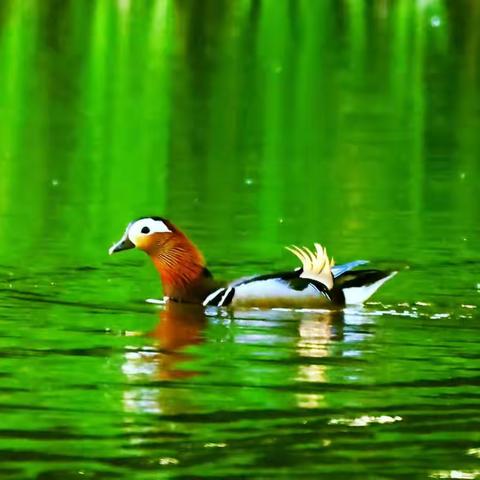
[0,0,478,280]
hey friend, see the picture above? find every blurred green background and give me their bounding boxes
[0,1,479,479]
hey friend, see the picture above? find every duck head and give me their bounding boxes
[109,217,213,302]
[109,217,176,256]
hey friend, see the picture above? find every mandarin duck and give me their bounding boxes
[109,217,396,309]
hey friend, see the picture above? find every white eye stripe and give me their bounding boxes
[127,218,171,243]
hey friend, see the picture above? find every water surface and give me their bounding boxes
[0,1,479,478]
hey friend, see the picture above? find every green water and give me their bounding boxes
[1,1,480,478]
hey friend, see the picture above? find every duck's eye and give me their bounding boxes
[141,226,150,234]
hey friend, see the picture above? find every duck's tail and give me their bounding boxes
[334,269,397,305]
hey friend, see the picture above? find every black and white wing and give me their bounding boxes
[203,270,331,308]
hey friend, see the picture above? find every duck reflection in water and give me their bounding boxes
[122,302,207,382]
[295,309,351,409]
[121,303,369,415]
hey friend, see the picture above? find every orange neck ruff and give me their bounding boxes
[146,233,208,299]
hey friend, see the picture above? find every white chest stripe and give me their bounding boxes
[218,287,234,306]
[202,288,225,306]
